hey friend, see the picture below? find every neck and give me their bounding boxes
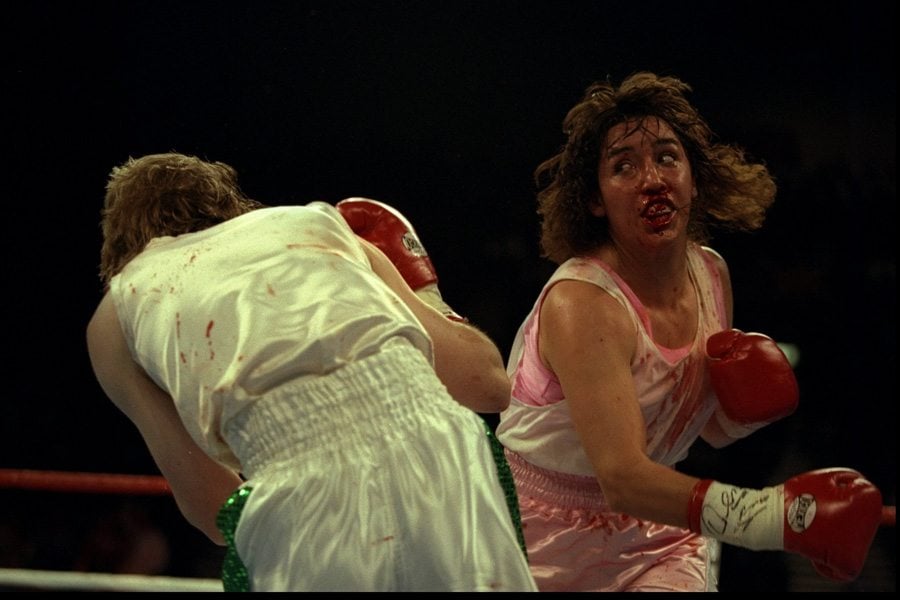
[595,239,691,308]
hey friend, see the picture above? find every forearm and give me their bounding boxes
[599,459,700,528]
[360,236,510,411]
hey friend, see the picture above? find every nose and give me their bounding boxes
[640,163,667,194]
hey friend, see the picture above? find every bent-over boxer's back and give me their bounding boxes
[108,202,432,467]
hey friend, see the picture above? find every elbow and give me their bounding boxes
[486,364,512,410]
[435,335,512,413]
[176,500,228,547]
[455,376,509,414]
[594,464,639,514]
[479,394,510,414]
[191,515,227,547]
[480,343,513,412]
[602,486,630,515]
[493,394,511,412]
[474,367,512,413]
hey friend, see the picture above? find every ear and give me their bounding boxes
[589,196,606,217]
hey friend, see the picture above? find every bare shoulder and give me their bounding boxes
[86,292,131,370]
[86,292,143,411]
[699,245,734,326]
[699,245,731,281]
[540,278,636,360]
[543,279,631,330]
[87,292,119,342]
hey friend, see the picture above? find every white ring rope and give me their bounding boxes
[0,568,222,592]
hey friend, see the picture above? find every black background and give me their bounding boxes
[3,0,895,591]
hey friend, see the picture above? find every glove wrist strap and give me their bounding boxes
[696,481,784,551]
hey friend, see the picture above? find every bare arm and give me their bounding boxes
[540,280,699,527]
[359,237,511,413]
[86,293,244,545]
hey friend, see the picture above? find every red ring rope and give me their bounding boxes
[0,468,171,495]
[1,468,895,528]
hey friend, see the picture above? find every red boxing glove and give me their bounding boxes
[706,329,799,438]
[336,197,465,321]
[337,197,438,289]
[688,468,883,582]
[782,468,883,582]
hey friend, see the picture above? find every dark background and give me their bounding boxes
[3,0,895,591]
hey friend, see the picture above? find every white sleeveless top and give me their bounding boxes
[497,244,728,475]
[110,202,431,469]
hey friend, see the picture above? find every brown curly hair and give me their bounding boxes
[536,72,777,264]
[99,152,264,288]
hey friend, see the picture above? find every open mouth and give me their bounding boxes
[641,198,677,230]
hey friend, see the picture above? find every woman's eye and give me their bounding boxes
[659,153,676,165]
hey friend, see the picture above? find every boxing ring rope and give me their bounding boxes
[0,468,172,495]
[0,568,223,592]
[5,468,893,524]
[1,468,895,591]
[0,468,222,592]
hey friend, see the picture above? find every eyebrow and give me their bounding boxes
[605,137,681,159]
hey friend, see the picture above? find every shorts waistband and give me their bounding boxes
[224,338,465,478]
[506,449,611,512]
